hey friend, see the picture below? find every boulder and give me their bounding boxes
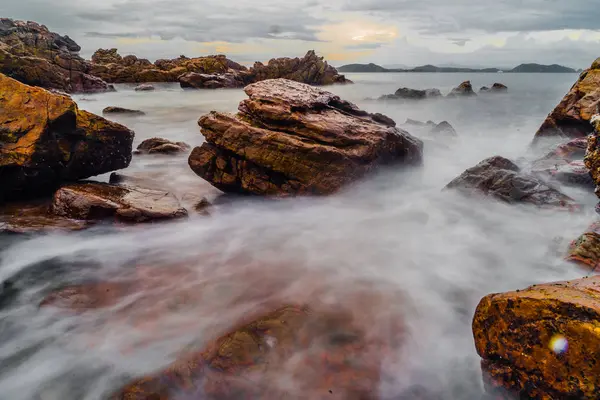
[102,106,145,116]
[51,182,188,223]
[246,50,350,85]
[445,156,579,210]
[134,83,155,91]
[0,18,113,93]
[188,78,423,196]
[379,87,442,101]
[565,222,600,272]
[135,138,191,155]
[430,121,457,137]
[179,71,245,89]
[533,59,600,143]
[0,74,134,200]
[473,276,600,399]
[447,80,476,97]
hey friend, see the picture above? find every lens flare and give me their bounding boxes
[549,335,568,354]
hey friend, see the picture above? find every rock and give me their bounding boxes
[112,304,392,399]
[480,86,490,92]
[179,71,245,89]
[533,59,600,143]
[378,88,441,101]
[136,138,191,155]
[51,182,188,223]
[430,121,457,137]
[134,83,155,91]
[102,106,145,116]
[0,18,113,93]
[40,281,135,311]
[246,50,350,85]
[473,276,600,399]
[447,80,476,97]
[491,83,508,92]
[194,197,212,215]
[532,137,593,187]
[445,156,579,210]
[0,200,88,234]
[584,115,600,194]
[565,222,600,271]
[0,74,134,200]
[188,78,423,196]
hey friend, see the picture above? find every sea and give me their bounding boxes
[0,72,594,399]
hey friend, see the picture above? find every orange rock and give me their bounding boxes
[473,276,600,399]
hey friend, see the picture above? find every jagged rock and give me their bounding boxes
[0,74,134,200]
[51,182,188,223]
[0,200,87,234]
[188,79,423,196]
[102,106,145,116]
[447,80,476,97]
[0,18,113,93]
[179,71,245,89]
[473,276,600,399]
[136,138,191,155]
[445,156,579,210]
[246,50,350,85]
[134,83,155,91]
[533,59,600,143]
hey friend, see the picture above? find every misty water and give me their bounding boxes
[0,72,596,399]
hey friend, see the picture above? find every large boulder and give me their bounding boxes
[473,276,600,399]
[51,182,188,223]
[533,58,600,143]
[246,50,350,85]
[0,18,113,93]
[445,156,579,210]
[188,79,423,196]
[0,74,134,200]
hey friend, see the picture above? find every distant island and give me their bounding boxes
[338,63,578,73]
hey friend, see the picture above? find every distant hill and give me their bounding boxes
[509,63,577,73]
[338,62,577,73]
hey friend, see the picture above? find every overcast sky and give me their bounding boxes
[5,0,600,68]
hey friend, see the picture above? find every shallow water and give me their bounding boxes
[0,72,597,399]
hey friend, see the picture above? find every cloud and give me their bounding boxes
[450,38,470,47]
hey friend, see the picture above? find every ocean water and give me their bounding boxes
[0,72,596,399]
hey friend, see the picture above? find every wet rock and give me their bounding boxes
[0,18,113,93]
[188,78,423,196]
[135,138,191,155]
[533,58,600,143]
[0,74,134,200]
[447,80,477,97]
[179,71,245,89]
[379,87,442,101]
[51,182,188,223]
[565,222,600,271]
[0,200,88,234]
[473,276,600,399]
[102,106,145,116]
[112,304,392,399]
[445,156,579,210]
[134,83,155,91]
[40,281,135,311]
[246,50,350,85]
[584,115,600,194]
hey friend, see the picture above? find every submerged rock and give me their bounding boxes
[134,83,155,91]
[179,71,245,89]
[445,156,579,210]
[135,138,191,155]
[533,58,600,143]
[102,106,145,116]
[430,121,458,137]
[0,18,113,93]
[188,78,423,196]
[0,74,134,200]
[0,200,87,234]
[447,81,477,97]
[51,183,188,223]
[379,87,442,101]
[473,276,600,399]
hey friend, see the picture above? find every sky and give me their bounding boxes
[4,0,600,68]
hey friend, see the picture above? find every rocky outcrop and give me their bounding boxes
[188,79,423,196]
[445,156,579,210]
[245,50,350,85]
[102,106,145,116]
[473,276,600,399]
[0,18,113,93]
[533,58,600,143]
[447,80,476,97]
[179,71,245,89]
[0,74,134,200]
[51,182,188,223]
[379,87,442,101]
[584,114,600,194]
[135,138,190,155]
